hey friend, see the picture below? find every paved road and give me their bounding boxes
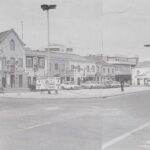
[0,90,150,150]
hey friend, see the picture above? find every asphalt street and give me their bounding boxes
[0,90,150,150]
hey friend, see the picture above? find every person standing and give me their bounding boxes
[120,80,124,92]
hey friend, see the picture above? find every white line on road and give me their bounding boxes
[140,145,150,149]
[146,140,150,144]
[102,121,150,149]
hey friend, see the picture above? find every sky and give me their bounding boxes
[0,0,150,58]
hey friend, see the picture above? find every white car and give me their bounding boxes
[81,81,104,89]
[81,81,95,89]
[110,81,121,88]
[61,82,80,90]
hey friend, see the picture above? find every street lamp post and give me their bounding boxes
[41,4,56,94]
[41,4,56,48]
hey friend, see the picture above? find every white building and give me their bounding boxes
[132,61,150,86]
[25,49,47,87]
[0,29,26,88]
[107,56,138,82]
[47,51,96,84]
[45,44,73,54]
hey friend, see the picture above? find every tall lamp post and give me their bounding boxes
[41,4,57,94]
[41,4,56,76]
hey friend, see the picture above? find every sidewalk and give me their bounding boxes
[0,86,150,99]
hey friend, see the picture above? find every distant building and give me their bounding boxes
[25,49,96,85]
[25,49,47,87]
[107,56,139,82]
[45,44,73,54]
[85,55,115,82]
[47,52,96,84]
[132,61,150,86]
[0,29,26,88]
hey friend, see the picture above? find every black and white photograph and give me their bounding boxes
[0,0,150,149]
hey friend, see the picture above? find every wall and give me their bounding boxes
[0,31,26,88]
[132,67,150,86]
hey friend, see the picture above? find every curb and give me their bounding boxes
[0,89,149,100]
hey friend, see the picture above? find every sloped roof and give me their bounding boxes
[25,49,94,63]
[84,55,112,66]
[136,61,150,68]
[0,29,25,45]
[25,49,46,57]
[49,52,94,63]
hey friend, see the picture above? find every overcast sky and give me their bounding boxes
[0,0,150,58]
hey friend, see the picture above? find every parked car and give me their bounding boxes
[109,81,121,88]
[81,81,105,89]
[124,82,131,87]
[104,82,112,88]
[61,82,80,90]
[81,81,95,89]
[97,82,106,89]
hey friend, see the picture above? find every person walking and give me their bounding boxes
[120,80,124,92]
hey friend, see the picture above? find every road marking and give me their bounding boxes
[146,140,150,144]
[140,140,150,149]
[43,106,60,111]
[140,145,150,149]
[102,121,150,149]
[20,108,101,131]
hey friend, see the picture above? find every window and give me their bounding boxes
[26,56,33,67]
[103,68,105,73]
[108,68,110,74]
[62,64,65,71]
[55,63,58,70]
[10,39,15,51]
[49,63,51,72]
[97,66,99,72]
[87,65,90,72]
[91,65,95,72]
[2,57,6,66]
[137,70,140,75]
[71,65,74,70]
[18,58,23,67]
[38,57,45,68]
[33,57,38,65]
[112,69,114,74]
[10,57,15,65]
[77,65,80,72]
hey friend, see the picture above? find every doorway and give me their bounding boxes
[10,75,15,88]
[19,75,23,88]
[2,77,6,88]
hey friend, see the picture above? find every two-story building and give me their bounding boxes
[85,55,115,82]
[25,49,47,87]
[47,51,96,84]
[107,56,138,82]
[0,29,26,89]
[132,61,150,86]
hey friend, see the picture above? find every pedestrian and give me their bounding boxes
[120,81,124,92]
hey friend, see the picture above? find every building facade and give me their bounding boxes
[0,29,26,89]
[47,51,96,84]
[25,49,47,87]
[0,29,140,89]
[85,55,115,82]
[107,56,138,82]
[132,61,150,86]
